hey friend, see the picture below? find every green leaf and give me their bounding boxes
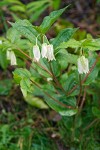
[20,78,31,97]
[59,109,77,116]
[27,0,49,10]
[6,27,21,43]
[9,5,26,12]
[51,28,77,49]
[0,1,9,7]
[56,53,68,70]
[58,38,100,51]
[52,0,61,10]
[44,95,77,116]
[92,107,100,118]
[0,50,8,69]
[31,61,51,78]
[20,84,27,98]
[64,73,79,96]
[60,73,68,85]
[29,4,49,22]
[56,49,78,65]
[11,12,20,21]
[11,19,39,43]
[75,117,82,128]
[4,0,23,5]
[61,96,77,107]
[25,94,48,109]
[58,39,81,49]
[14,39,31,50]
[13,68,31,83]
[50,61,60,77]
[84,66,98,85]
[40,6,69,33]
[81,38,100,51]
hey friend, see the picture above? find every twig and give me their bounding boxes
[67,84,78,96]
[77,74,82,106]
[79,87,87,113]
[81,57,99,83]
[79,118,99,142]
[17,47,32,61]
[30,79,74,109]
[36,61,52,76]
[17,47,52,76]
[49,62,67,94]
[83,118,99,132]
[26,60,60,94]
[17,47,64,96]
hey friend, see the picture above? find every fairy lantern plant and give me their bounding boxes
[3,6,100,147]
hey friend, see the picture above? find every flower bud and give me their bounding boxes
[46,44,56,61]
[78,56,89,74]
[33,45,40,62]
[41,43,47,58]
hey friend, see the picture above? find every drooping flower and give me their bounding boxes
[77,56,89,74]
[46,44,56,61]
[0,40,2,44]
[10,51,17,65]
[41,43,47,58]
[33,45,40,62]
[7,50,17,65]
[47,77,53,82]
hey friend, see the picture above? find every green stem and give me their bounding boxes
[30,79,74,109]
[79,118,100,142]
[83,118,99,132]
[72,86,87,142]
[17,47,67,94]
[78,87,87,113]
[77,74,82,106]
[49,62,67,95]
[16,47,53,76]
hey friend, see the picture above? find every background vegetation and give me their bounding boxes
[0,0,100,150]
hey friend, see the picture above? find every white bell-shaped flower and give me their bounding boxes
[7,50,17,65]
[47,77,53,82]
[33,45,40,62]
[41,43,47,58]
[10,51,17,65]
[78,56,89,74]
[0,40,2,44]
[46,44,56,61]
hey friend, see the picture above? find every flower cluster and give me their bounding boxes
[33,43,56,62]
[7,50,17,65]
[77,56,89,74]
